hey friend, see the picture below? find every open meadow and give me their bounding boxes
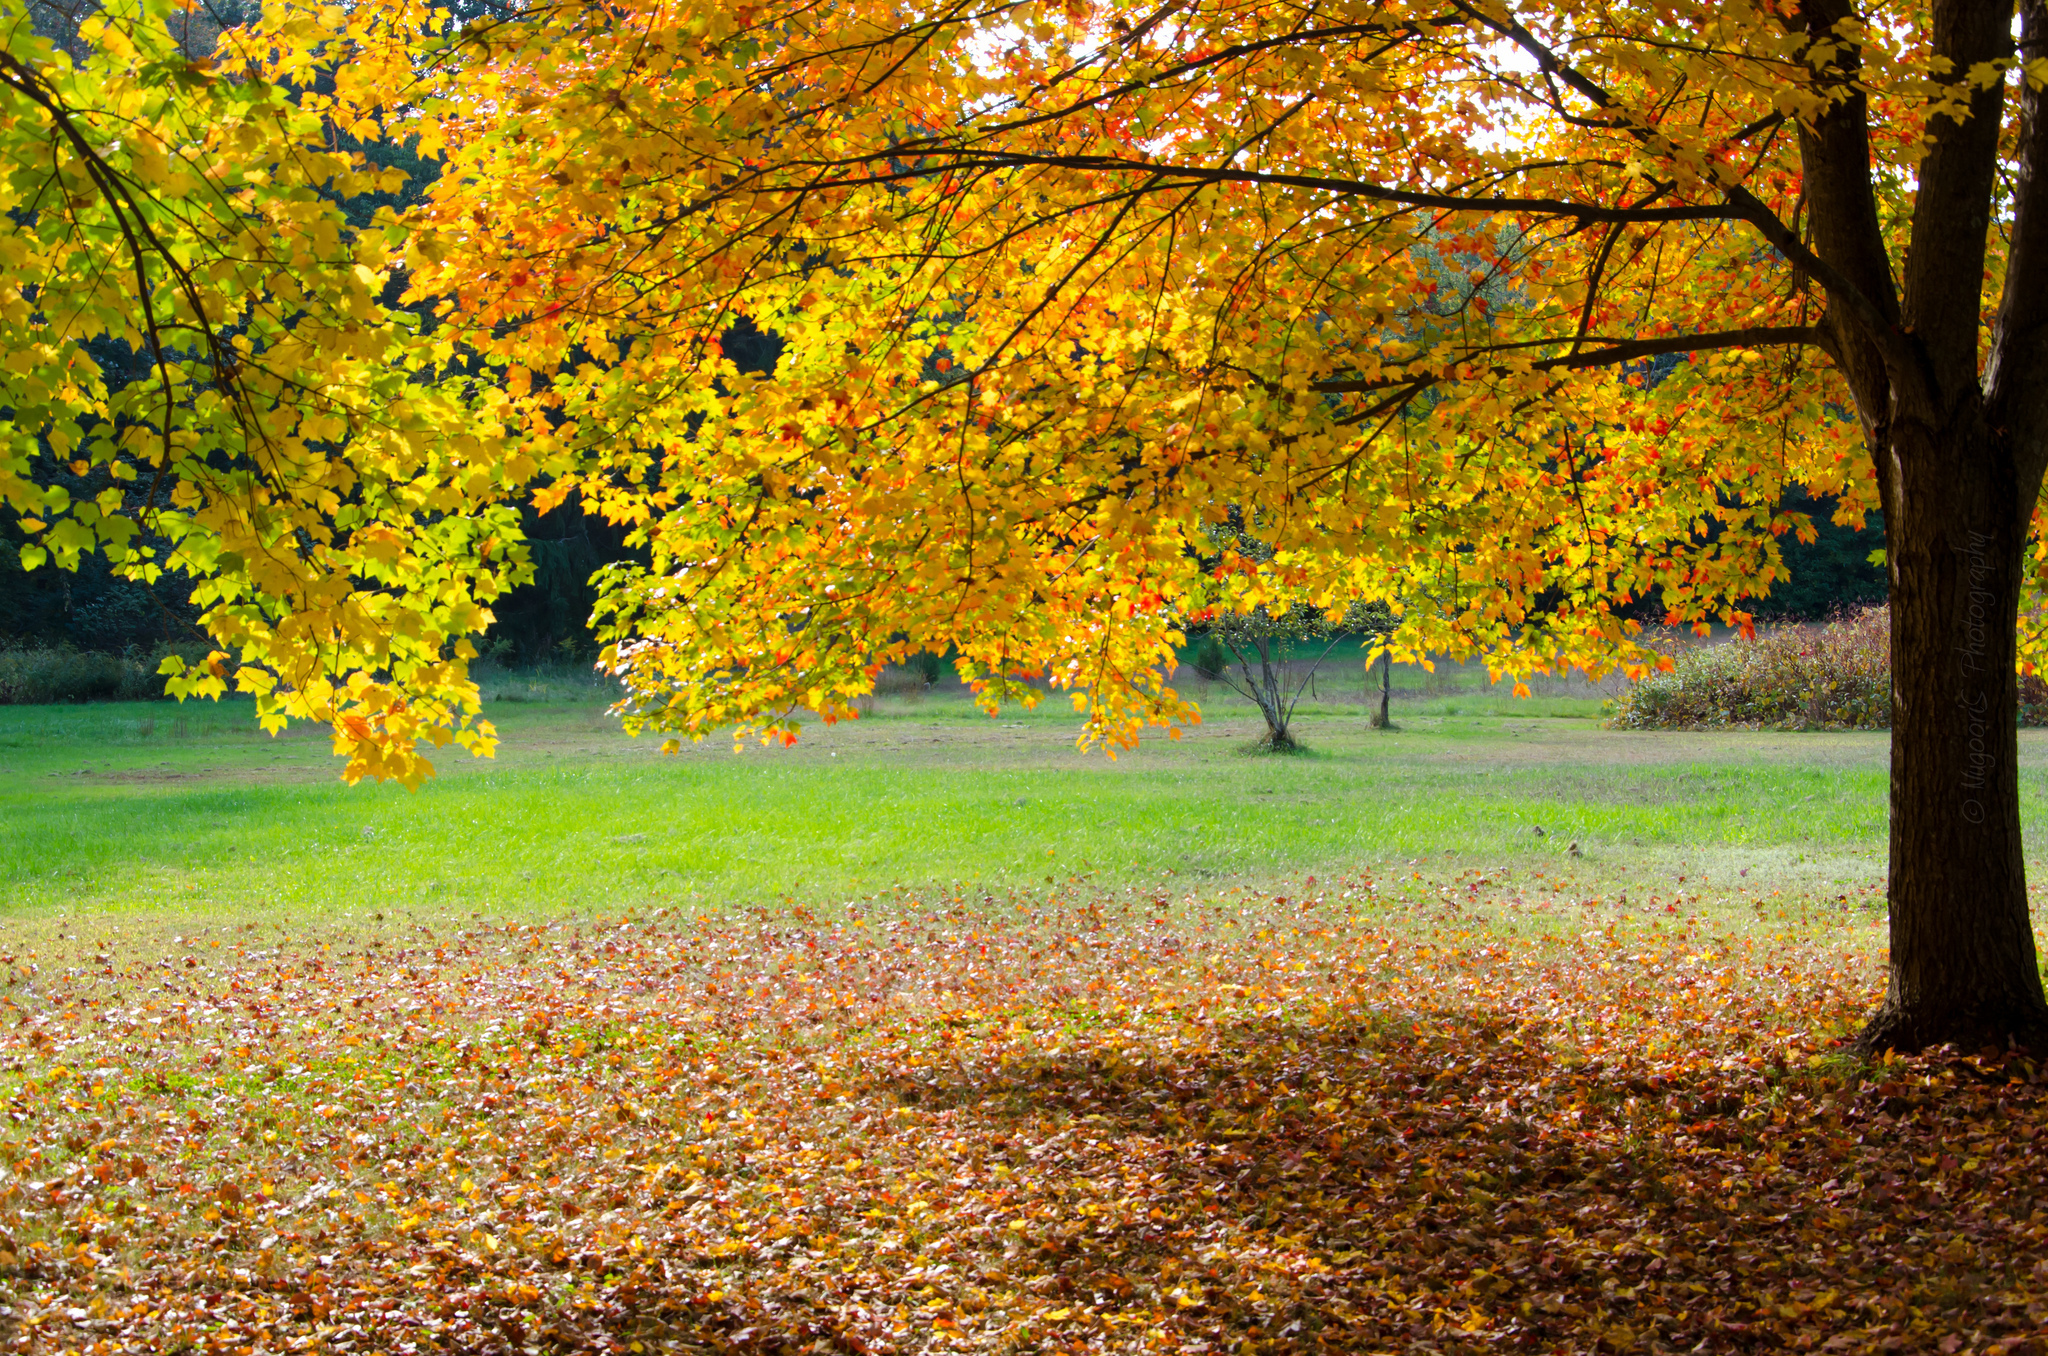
[5,682,2048,1353]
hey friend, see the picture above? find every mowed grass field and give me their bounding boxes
[15,681,2048,1352]
[0,678,1947,925]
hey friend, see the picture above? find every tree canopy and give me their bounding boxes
[331,0,1887,754]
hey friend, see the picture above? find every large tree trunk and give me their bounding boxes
[1860,415,2048,1051]
[1792,0,2048,1050]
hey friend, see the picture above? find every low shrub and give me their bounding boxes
[0,644,209,705]
[1612,607,1898,730]
[1614,607,2048,730]
[870,668,930,696]
[2021,673,2048,727]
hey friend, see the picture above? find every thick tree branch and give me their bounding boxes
[1448,0,1619,116]
[1987,0,2048,480]
[1450,0,1913,390]
[935,150,1748,225]
[1785,0,1909,466]
[1902,0,2016,401]
[1719,185,1903,356]
[1308,325,1821,394]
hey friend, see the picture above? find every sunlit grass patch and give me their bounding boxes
[0,697,1958,922]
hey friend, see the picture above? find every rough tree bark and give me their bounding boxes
[1797,0,2048,1048]
[1869,417,2048,1047]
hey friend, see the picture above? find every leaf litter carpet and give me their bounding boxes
[3,876,2046,1354]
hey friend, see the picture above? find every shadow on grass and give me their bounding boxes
[227,1014,2042,1355]
[831,1011,2048,1354]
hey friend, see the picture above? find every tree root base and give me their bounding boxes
[1853,1001,2048,1057]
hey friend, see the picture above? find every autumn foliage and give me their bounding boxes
[0,2,523,783]
[335,0,1879,754]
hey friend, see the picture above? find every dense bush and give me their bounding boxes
[0,644,208,705]
[1612,608,1893,730]
[1614,606,2048,730]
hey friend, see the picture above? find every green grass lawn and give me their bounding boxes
[9,675,2013,928]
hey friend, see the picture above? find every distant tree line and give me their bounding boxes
[1741,490,1886,620]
